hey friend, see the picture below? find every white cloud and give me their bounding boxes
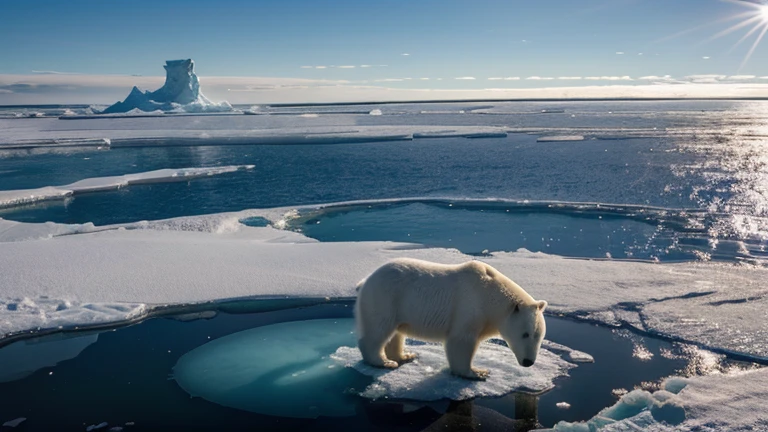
[315,66,327,69]
[527,76,554,80]
[401,53,410,56]
[616,52,625,55]
[360,65,372,68]
[639,75,672,80]
[336,65,356,69]
[504,77,520,81]
[374,78,405,82]
[5,73,768,104]
[420,78,430,80]
[728,75,756,80]
[30,70,82,75]
[300,66,313,69]
[558,77,582,80]
[488,77,503,81]
[702,56,711,60]
[455,77,476,80]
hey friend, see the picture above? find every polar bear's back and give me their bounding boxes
[355,258,508,340]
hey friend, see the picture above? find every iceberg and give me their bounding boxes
[101,59,232,114]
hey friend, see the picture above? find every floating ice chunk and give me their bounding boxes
[2,418,26,428]
[537,135,585,142]
[369,109,382,115]
[86,422,108,431]
[556,402,571,409]
[331,341,576,401]
[541,340,594,363]
[172,319,370,419]
[0,165,254,209]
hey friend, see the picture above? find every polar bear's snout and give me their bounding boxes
[522,359,534,367]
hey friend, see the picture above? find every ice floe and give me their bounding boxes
[331,340,576,401]
[548,369,768,431]
[0,165,254,208]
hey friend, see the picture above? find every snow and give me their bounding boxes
[0,211,767,362]
[547,368,768,431]
[101,59,232,114]
[0,165,254,209]
[330,340,576,401]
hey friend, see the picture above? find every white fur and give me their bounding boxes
[354,258,547,380]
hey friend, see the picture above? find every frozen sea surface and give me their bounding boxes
[1,100,767,430]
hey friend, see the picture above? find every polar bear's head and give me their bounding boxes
[500,300,547,367]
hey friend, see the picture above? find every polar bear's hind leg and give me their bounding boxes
[385,332,417,363]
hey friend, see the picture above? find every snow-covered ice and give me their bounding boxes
[547,369,768,431]
[101,59,232,114]
[0,210,767,362]
[0,165,254,208]
[331,340,576,401]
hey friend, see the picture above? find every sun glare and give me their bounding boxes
[760,5,768,21]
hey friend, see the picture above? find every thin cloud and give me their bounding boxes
[31,70,82,75]
[336,65,356,69]
[455,77,476,80]
[420,78,430,80]
[527,76,554,80]
[729,75,757,80]
[702,56,711,60]
[300,66,313,69]
[616,52,625,55]
[490,77,521,80]
[558,77,582,80]
[315,66,327,69]
[360,65,372,68]
[401,53,410,56]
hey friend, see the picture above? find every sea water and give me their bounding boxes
[0,303,749,431]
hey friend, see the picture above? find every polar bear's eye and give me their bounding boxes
[522,332,530,339]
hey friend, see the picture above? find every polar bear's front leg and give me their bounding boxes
[385,332,417,363]
[358,327,399,369]
[445,335,489,381]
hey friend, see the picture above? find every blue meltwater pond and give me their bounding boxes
[0,301,753,431]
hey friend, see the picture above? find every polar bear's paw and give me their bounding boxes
[397,352,417,363]
[453,367,490,381]
[383,360,400,369]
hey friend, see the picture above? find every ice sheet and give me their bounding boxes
[0,165,254,208]
[0,122,510,149]
[548,369,768,431]
[1,212,767,362]
[331,341,576,401]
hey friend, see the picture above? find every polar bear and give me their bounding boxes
[354,258,547,380]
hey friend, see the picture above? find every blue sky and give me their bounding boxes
[2,0,768,103]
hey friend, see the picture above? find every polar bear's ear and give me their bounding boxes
[537,300,548,312]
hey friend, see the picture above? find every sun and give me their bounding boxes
[760,5,768,21]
